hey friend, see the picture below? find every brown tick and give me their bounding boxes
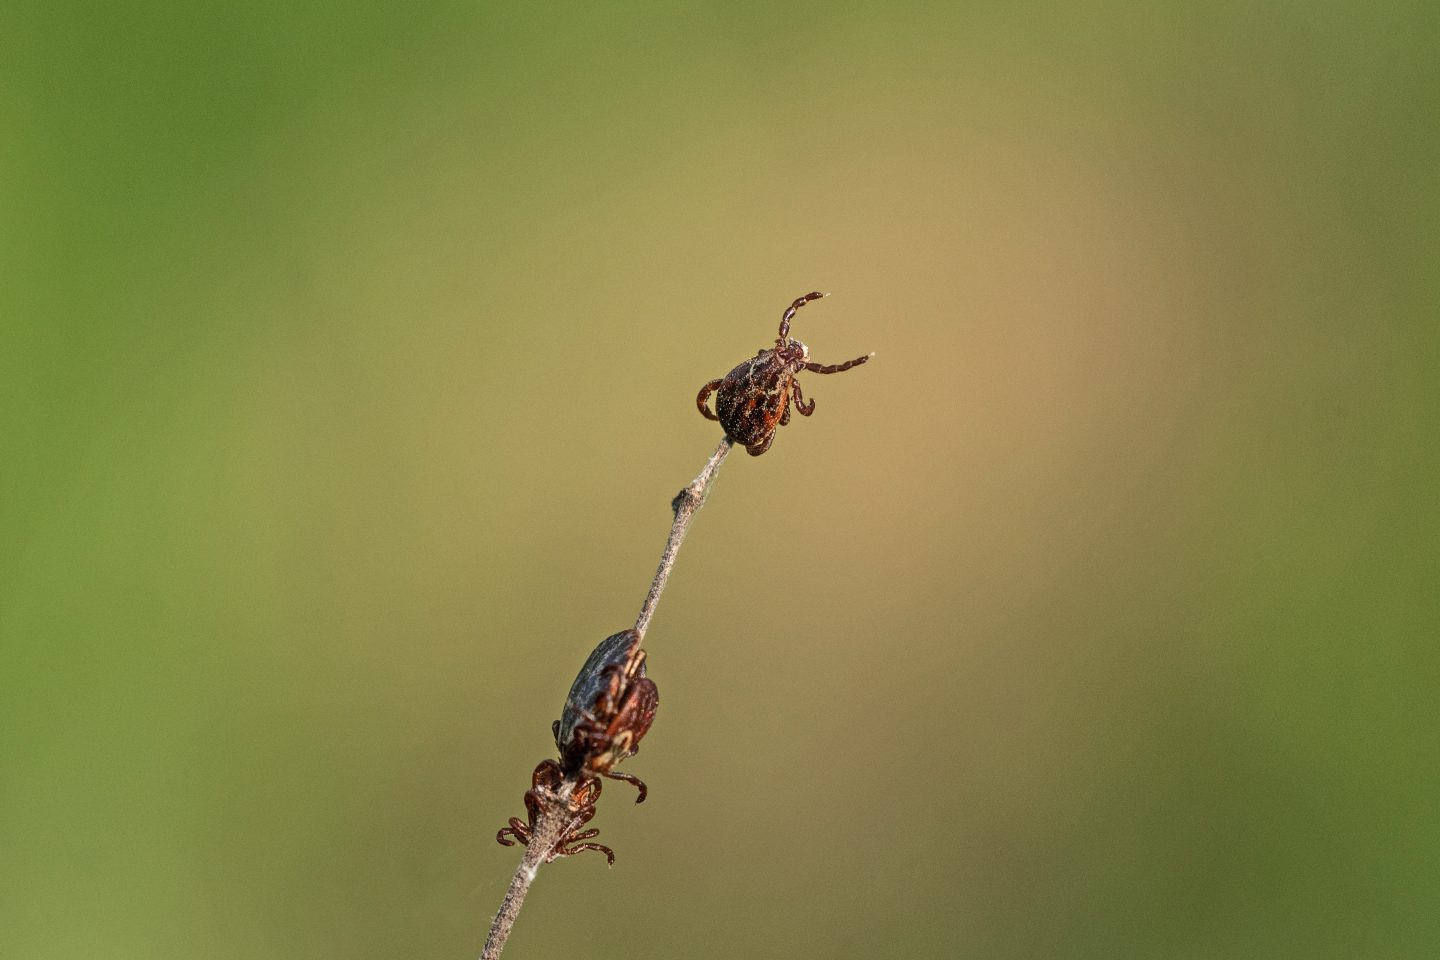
[697,291,872,456]
[496,629,658,865]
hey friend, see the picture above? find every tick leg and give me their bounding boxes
[594,666,625,720]
[602,769,649,803]
[792,380,815,416]
[779,391,791,426]
[547,829,599,863]
[777,291,826,342]
[572,776,603,808]
[745,431,774,456]
[566,803,597,833]
[622,644,646,680]
[496,818,530,846]
[532,759,564,791]
[805,352,871,375]
[558,841,616,865]
[696,379,723,421]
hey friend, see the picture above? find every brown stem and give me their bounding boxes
[635,437,734,640]
[479,436,733,958]
[480,781,573,960]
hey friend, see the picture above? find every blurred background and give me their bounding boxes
[3,2,1437,957]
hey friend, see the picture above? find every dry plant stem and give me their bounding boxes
[480,782,574,960]
[480,436,733,960]
[635,436,734,640]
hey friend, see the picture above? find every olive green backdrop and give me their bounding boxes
[3,2,1436,958]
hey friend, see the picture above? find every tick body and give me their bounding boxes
[497,629,658,864]
[697,292,872,456]
[553,628,658,795]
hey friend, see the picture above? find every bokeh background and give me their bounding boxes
[4,2,1437,958]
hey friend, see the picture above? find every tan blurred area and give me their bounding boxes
[3,3,1436,958]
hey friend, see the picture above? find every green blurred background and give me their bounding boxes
[3,2,1437,957]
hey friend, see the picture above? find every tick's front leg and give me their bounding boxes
[792,380,815,416]
[696,379,723,421]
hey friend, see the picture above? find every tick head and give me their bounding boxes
[775,337,809,369]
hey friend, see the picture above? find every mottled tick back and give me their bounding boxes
[697,292,872,455]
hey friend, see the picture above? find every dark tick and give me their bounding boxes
[697,292,872,456]
[496,629,658,865]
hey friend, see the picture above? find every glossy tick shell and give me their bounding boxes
[697,291,871,456]
[553,628,658,781]
[710,347,807,454]
[496,629,659,865]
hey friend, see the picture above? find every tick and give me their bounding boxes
[552,628,658,798]
[696,292,872,456]
[496,629,658,864]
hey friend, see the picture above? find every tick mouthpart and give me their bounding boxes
[775,338,809,362]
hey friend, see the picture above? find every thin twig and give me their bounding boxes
[480,780,573,960]
[479,436,733,959]
[635,436,734,640]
